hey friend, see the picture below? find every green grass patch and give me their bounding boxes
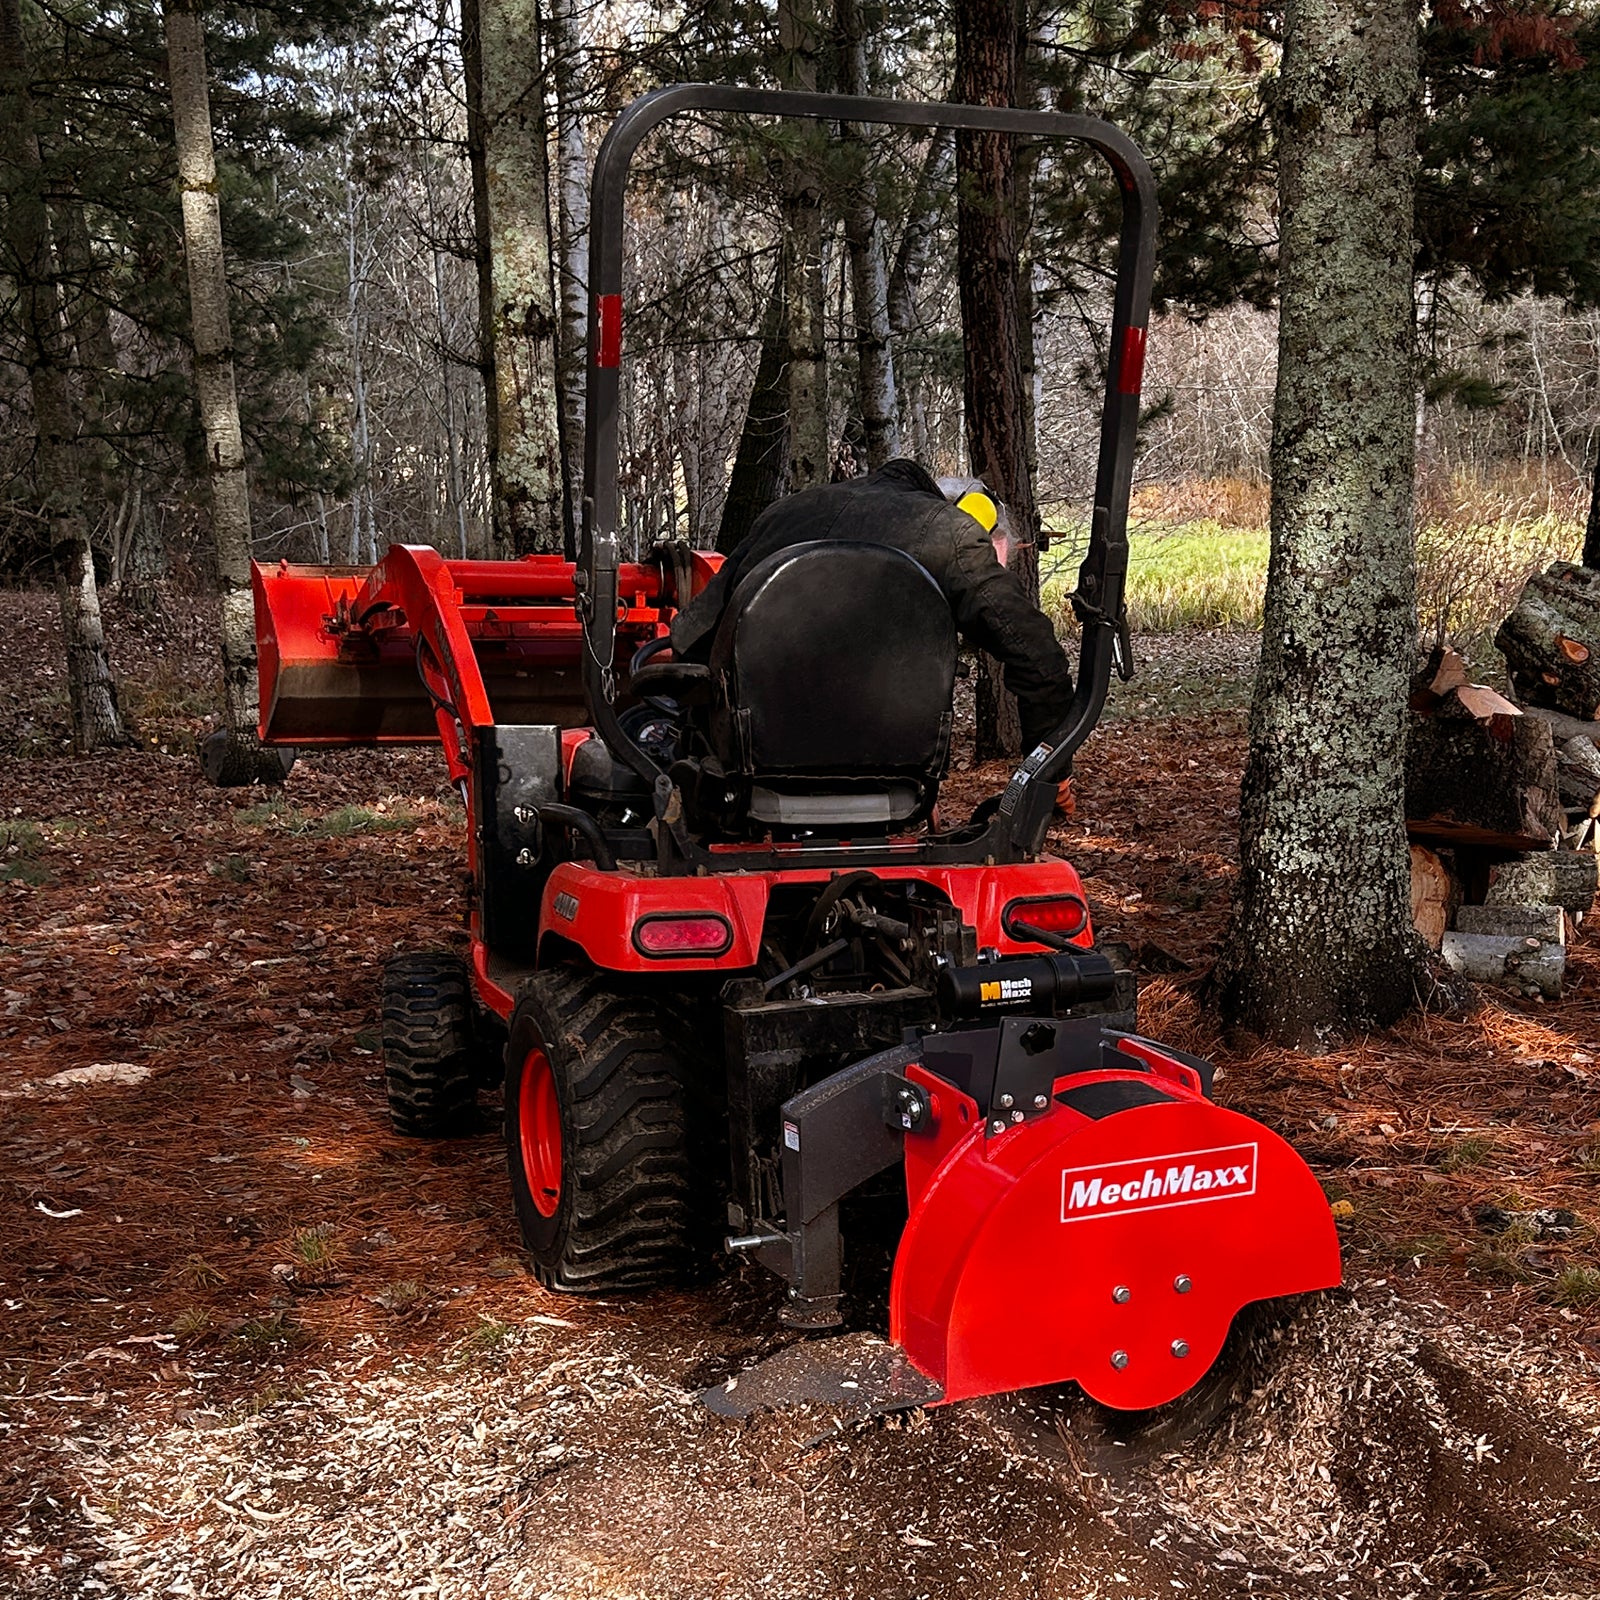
[1,820,50,885]
[291,1224,338,1267]
[1043,521,1269,634]
[1039,507,1582,643]
[1439,1135,1497,1174]
[235,800,425,838]
[232,1311,306,1348]
[313,803,424,838]
[458,1315,517,1358]
[1553,1265,1600,1309]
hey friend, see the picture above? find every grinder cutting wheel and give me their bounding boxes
[250,83,1340,1419]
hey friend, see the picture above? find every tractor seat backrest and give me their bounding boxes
[707,541,956,819]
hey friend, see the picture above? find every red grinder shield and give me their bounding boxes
[889,1053,1342,1410]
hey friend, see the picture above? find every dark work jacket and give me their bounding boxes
[671,459,1075,748]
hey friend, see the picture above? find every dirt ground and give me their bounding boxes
[3,589,1599,1600]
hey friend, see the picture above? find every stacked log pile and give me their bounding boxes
[1404,637,1597,999]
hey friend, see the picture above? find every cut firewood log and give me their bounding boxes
[1409,844,1458,951]
[1405,693,1561,852]
[1519,703,1600,744]
[1439,932,1564,998]
[1455,902,1564,944]
[1495,562,1600,719]
[1556,735,1600,813]
[1484,851,1598,916]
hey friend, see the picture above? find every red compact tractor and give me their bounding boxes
[252,86,1339,1413]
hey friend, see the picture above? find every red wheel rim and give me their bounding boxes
[517,1047,563,1218]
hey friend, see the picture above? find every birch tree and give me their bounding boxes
[0,0,125,753]
[462,0,565,554]
[164,0,286,784]
[548,0,588,520]
[836,0,898,468]
[1214,0,1427,1043]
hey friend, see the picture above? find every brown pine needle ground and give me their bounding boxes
[2,592,1597,1598]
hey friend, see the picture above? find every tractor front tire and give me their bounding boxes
[381,950,480,1137]
[505,968,699,1292]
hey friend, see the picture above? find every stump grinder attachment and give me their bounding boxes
[250,84,1340,1418]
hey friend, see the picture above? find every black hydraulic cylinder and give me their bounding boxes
[937,948,1117,1019]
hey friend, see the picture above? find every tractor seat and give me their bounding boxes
[705,541,957,832]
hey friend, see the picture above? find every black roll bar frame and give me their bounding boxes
[577,83,1158,863]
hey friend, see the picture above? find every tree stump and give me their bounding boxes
[1495,562,1600,718]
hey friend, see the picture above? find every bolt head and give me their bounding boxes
[1110,1350,1129,1370]
[1174,1274,1192,1294]
[998,1093,1014,1109]
[989,1119,1006,1135]
[1032,1093,1049,1110]
[1111,1285,1130,1304]
[1010,1109,1025,1124]
[1171,1339,1190,1359]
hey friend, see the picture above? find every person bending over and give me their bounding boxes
[671,459,1076,776]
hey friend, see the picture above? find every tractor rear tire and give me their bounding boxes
[504,967,700,1293]
[381,950,480,1137]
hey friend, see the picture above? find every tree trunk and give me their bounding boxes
[836,0,898,469]
[461,0,564,555]
[1,0,125,754]
[887,129,951,458]
[1584,448,1600,570]
[953,0,1036,761]
[777,0,829,493]
[343,153,375,565]
[717,272,791,552]
[548,0,588,541]
[164,0,285,784]
[1213,0,1424,1044]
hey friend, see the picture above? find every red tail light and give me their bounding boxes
[1001,893,1090,942]
[632,913,734,958]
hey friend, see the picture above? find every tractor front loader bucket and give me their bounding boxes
[251,548,672,748]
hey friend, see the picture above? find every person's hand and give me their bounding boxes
[1054,778,1075,817]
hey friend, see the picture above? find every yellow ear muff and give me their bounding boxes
[956,489,998,532]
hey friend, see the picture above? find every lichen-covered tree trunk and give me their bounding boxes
[777,0,829,492]
[1,0,125,754]
[462,0,564,555]
[1213,0,1425,1045]
[953,0,1036,761]
[837,0,898,468]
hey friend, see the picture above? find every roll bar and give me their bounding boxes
[578,84,1157,858]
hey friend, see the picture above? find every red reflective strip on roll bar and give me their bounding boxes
[596,294,622,368]
[1118,326,1147,395]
